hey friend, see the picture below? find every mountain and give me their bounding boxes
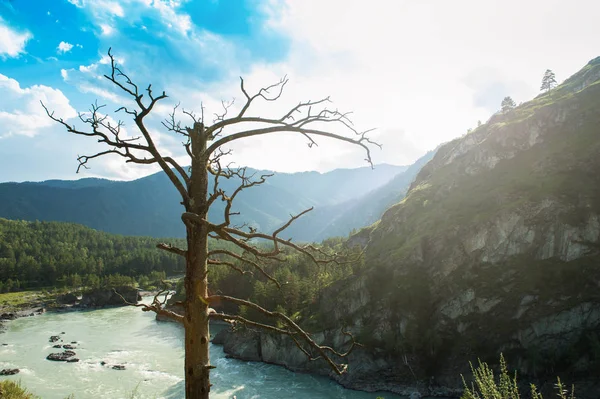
[285,150,436,241]
[0,163,410,241]
[216,57,600,397]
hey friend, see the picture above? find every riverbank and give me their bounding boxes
[212,327,458,399]
[1,286,148,334]
[0,291,53,333]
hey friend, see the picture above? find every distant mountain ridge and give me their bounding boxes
[0,162,430,241]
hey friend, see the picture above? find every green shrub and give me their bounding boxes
[0,380,38,399]
[461,354,575,399]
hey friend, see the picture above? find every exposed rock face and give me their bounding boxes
[79,286,141,307]
[216,57,600,398]
[213,327,442,397]
[57,292,79,305]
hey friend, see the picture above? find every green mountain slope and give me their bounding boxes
[285,151,436,241]
[0,218,185,288]
[349,56,600,394]
[216,56,600,397]
[0,164,407,241]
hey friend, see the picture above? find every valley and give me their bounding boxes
[1,2,599,397]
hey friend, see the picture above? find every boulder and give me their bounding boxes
[0,313,16,321]
[62,344,76,350]
[46,350,76,361]
[112,365,126,370]
[0,368,19,376]
[49,335,60,343]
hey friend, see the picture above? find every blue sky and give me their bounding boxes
[1,0,599,182]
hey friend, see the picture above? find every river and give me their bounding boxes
[0,304,404,399]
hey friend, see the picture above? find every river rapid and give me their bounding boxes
[0,304,403,399]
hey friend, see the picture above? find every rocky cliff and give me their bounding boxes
[215,57,600,397]
[79,286,141,307]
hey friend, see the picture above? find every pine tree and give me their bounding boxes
[541,69,557,92]
[501,96,516,113]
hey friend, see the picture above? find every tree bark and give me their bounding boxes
[184,123,211,399]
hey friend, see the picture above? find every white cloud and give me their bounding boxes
[0,74,77,138]
[100,1,125,17]
[62,54,128,105]
[53,0,600,179]
[0,19,32,59]
[222,0,600,172]
[99,24,114,36]
[70,0,190,37]
[150,0,191,34]
[57,41,74,54]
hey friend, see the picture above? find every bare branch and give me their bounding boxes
[209,312,290,335]
[209,207,350,269]
[236,75,288,118]
[208,249,280,288]
[206,125,379,167]
[43,49,190,204]
[207,259,250,276]
[113,287,184,323]
[157,243,188,258]
[208,295,359,375]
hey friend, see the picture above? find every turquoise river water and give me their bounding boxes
[0,303,404,399]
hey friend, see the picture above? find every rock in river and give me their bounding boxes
[46,350,76,361]
[0,368,19,375]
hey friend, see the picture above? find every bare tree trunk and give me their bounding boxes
[44,52,376,396]
[184,124,211,399]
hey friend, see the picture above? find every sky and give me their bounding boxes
[0,0,599,182]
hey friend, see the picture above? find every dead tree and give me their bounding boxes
[43,48,379,399]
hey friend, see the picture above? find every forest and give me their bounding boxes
[0,218,361,319]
